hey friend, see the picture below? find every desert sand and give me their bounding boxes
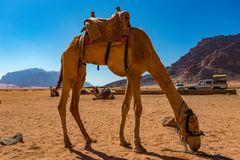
[0,89,239,160]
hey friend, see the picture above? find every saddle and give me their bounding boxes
[84,8,130,43]
[81,7,130,72]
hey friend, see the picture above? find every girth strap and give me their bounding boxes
[103,37,129,73]
[124,38,129,73]
[105,42,112,65]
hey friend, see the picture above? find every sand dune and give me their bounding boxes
[0,90,239,159]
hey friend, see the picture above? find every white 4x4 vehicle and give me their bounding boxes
[187,75,227,90]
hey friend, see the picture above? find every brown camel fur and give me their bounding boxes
[55,28,203,153]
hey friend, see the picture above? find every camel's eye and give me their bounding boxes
[190,114,198,122]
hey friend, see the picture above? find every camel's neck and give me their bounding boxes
[165,92,190,124]
[174,101,190,124]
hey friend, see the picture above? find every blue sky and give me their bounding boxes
[0,0,239,85]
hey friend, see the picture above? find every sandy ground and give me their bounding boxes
[0,90,240,160]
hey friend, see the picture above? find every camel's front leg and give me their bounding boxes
[58,83,72,148]
[119,81,132,147]
[128,75,147,153]
[70,65,96,147]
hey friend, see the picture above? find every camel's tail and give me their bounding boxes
[55,60,63,91]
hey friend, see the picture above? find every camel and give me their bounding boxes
[50,86,59,97]
[90,87,115,100]
[55,15,204,154]
[80,89,90,95]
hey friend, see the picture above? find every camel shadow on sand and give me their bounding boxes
[69,146,127,160]
[161,148,233,160]
[69,144,189,160]
[145,151,187,160]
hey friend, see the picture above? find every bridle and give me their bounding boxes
[176,101,205,141]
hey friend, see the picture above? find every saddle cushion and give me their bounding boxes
[84,11,130,43]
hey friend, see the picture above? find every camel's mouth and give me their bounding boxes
[189,144,200,152]
[178,133,201,152]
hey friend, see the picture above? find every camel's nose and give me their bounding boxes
[190,144,200,152]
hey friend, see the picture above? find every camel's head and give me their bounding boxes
[90,87,100,95]
[178,109,204,152]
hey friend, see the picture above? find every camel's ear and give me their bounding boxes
[162,116,178,129]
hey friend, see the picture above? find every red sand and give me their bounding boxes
[0,90,239,159]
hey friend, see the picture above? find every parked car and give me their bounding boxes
[212,74,228,89]
[187,74,227,90]
[175,82,185,90]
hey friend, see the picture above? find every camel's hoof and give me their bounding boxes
[134,146,147,154]
[84,143,91,150]
[84,139,96,150]
[120,141,131,147]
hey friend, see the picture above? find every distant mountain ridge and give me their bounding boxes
[106,34,240,87]
[105,74,155,87]
[167,34,240,82]
[0,68,93,87]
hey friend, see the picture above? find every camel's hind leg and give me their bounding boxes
[69,65,96,146]
[58,82,73,148]
[128,75,147,153]
[119,81,132,147]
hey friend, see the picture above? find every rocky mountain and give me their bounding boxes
[0,68,94,87]
[84,82,94,87]
[167,34,240,82]
[105,34,240,87]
